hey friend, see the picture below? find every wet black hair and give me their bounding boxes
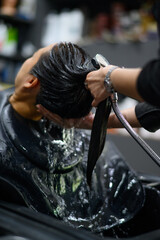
[30,42,96,119]
[30,42,111,186]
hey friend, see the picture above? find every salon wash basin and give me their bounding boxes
[0,170,159,240]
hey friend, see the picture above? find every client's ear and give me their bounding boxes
[24,75,39,88]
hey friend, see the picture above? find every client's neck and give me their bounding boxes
[9,93,42,121]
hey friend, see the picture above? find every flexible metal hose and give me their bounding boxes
[111,92,160,168]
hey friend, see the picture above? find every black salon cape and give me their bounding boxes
[0,88,145,234]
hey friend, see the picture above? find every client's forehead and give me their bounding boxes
[33,43,56,61]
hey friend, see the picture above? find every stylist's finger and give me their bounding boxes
[36,104,51,117]
[36,104,63,124]
[75,112,94,129]
[37,104,80,128]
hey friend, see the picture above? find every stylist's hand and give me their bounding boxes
[85,66,114,107]
[36,104,94,129]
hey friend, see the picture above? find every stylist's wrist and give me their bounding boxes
[103,65,121,93]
